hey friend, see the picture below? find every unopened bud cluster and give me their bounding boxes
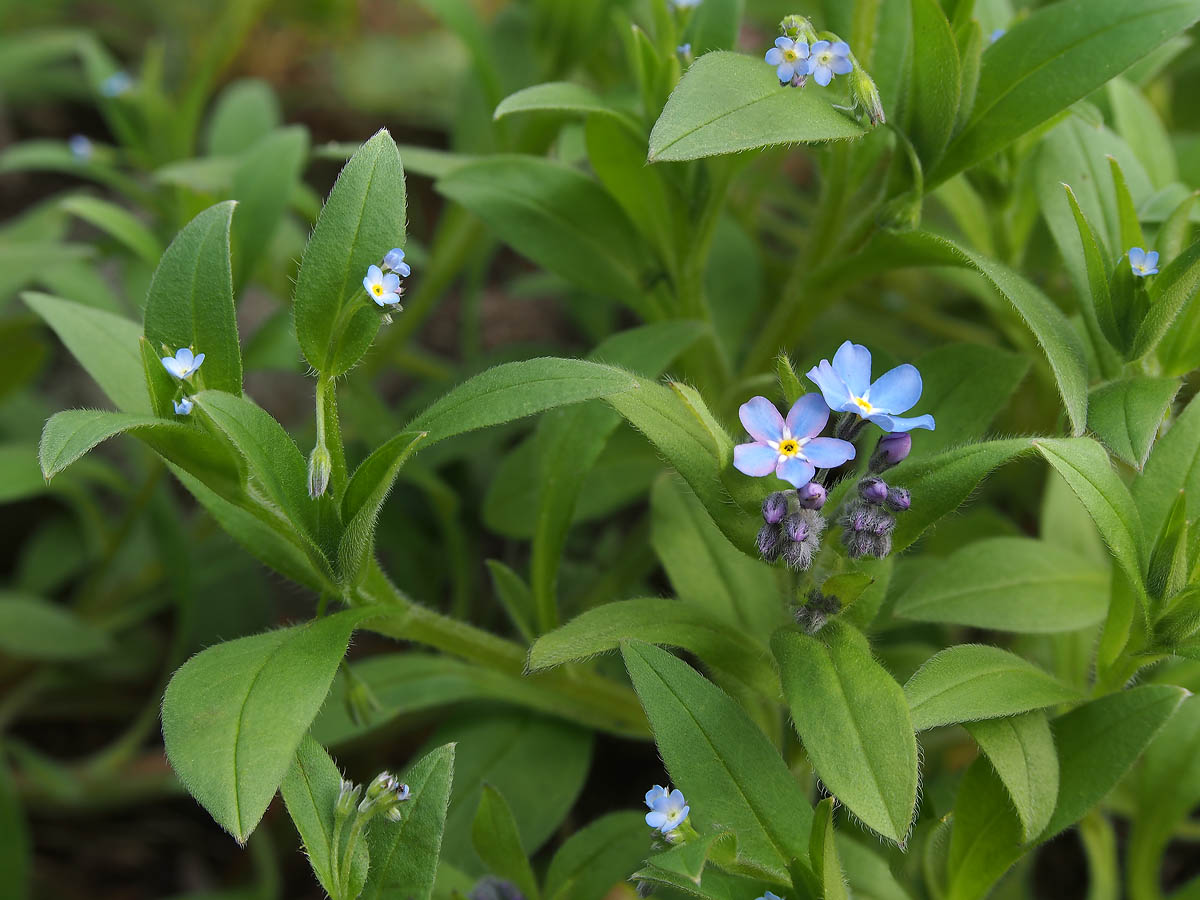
[795,587,842,634]
[758,485,827,570]
[837,433,913,559]
[469,877,527,900]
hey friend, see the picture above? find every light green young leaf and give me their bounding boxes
[471,785,540,900]
[837,835,914,900]
[0,593,113,661]
[543,811,651,900]
[773,623,918,845]
[965,711,1059,841]
[895,537,1109,632]
[493,82,627,122]
[144,201,242,395]
[279,735,368,899]
[1063,184,1121,350]
[361,743,456,900]
[59,195,161,264]
[1134,391,1200,540]
[485,560,536,643]
[204,78,282,156]
[621,641,812,878]
[683,0,744,54]
[647,52,867,162]
[909,0,962,168]
[1086,376,1179,469]
[161,609,375,843]
[231,126,309,291]
[809,797,849,900]
[946,757,1023,900]
[1108,77,1177,188]
[903,644,1080,730]
[293,129,405,377]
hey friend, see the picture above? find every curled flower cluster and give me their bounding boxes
[838,432,914,559]
[795,587,841,634]
[758,486,827,570]
[765,15,885,125]
[161,346,205,416]
[363,247,412,321]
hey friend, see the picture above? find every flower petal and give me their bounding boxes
[867,363,923,414]
[832,56,854,74]
[734,442,778,477]
[668,789,686,808]
[831,41,850,55]
[766,47,784,65]
[777,62,796,81]
[785,393,830,439]
[806,360,855,412]
[776,456,816,489]
[868,412,936,433]
[162,357,187,379]
[645,785,667,808]
[775,36,792,49]
[794,41,810,58]
[1129,247,1146,266]
[366,264,383,285]
[832,341,872,395]
[190,352,204,371]
[802,437,856,467]
[646,811,667,829]
[395,261,411,277]
[811,40,830,53]
[1146,251,1160,268]
[175,347,194,367]
[382,272,400,292]
[813,65,832,86]
[739,396,785,443]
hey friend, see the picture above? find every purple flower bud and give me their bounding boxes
[757,524,782,561]
[797,482,826,509]
[870,432,911,473]
[859,476,889,504]
[844,531,875,559]
[783,514,810,543]
[872,514,895,536]
[762,491,788,524]
[886,487,911,512]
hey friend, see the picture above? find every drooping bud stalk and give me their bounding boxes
[870,432,911,472]
[848,61,885,126]
[797,482,826,509]
[307,442,333,499]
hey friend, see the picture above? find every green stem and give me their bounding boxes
[1080,810,1120,900]
[337,814,368,900]
[330,811,346,896]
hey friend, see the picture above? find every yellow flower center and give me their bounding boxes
[817,51,834,65]
[783,48,798,62]
[854,396,874,415]
[778,439,800,456]
[372,284,384,296]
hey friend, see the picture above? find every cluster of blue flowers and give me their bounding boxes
[765,36,852,87]
[363,247,411,317]
[161,347,205,415]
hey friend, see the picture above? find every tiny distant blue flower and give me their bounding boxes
[808,40,853,87]
[756,893,784,900]
[734,394,857,488]
[677,43,691,56]
[1129,247,1159,277]
[765,37,810,84]
[173,397,194,415]
[68,135,93,161]
[671,0,702,7]
[363,264,402,306]
[161,347,205,381]
[807,341,935,433]
[382,248,411,277]
[645,787,689,834]
[990,28,1006,43]
[100,71,132,97]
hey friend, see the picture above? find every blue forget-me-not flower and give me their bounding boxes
[100,71,132,97]
[645,786,690,834]
[161,347,205,381]
[807,341,935,433]
[173,397,194,416]
[808,40,853,86]
[765,37,810,83]
[671,0,702,7]
[364,264,402,306]
[68,135,93,161]
[990,28,1006,42]
[756,893,785,900]
[1129,247,1159,277]
[383,247,411,277]
[734,393,857,488]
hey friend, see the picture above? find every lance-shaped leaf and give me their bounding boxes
[1086,376,1180,469]
[231,125,309,290]
[493,81,628,122]
[471,785,540,900]
[964,712,1059,840]
[909,0,962,168]
[1132,238,1200,359]
[1134,392,1200,539]
[543,811,652,900]
[0,594,113,661]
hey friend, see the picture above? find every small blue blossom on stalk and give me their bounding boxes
[161,347,205,381]
[363,264,402,306]
[756,893,785,900]
[173,397,194,416]
[68,135,93,161]
[990,28,1006,42]
[734,394,856,488]
[644,784,668,808]
[807,341,935,433]
[382,247,411,277]
[1129,247,1159,277]
[808,40,853,86]
[765,37,810,84]
[100,71,132,97]
[645,787,690,834]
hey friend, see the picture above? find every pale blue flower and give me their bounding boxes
[765,37,810,84]
[671,0,702,7]
[363,264,402,306]
[161,347,205,381]
[807,341,935,433]
[382,248,411,277]
[990,28,1006,43]
[100,71,132,97]
[644,785,668,809]
[734,394,857,488]
[1129,247,1159,277]
[808,40,853,87]
[756,893,784,900]
[173,397,194,415]
[645,787,689,833]
[68,135,93,161]
[677,43,692,56]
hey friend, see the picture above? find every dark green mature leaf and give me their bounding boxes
[493,82,627,122]
[965,712,1059,840]
[932,0,1200,186]
[621,641,812,878]
[1034,437,1146,590]
[647,52,867,162]
[436,157,651,309]
[0,594,112,661]
[1134,392,1200,540]
[0,755,30,898]
[1063,184,1121,350]
[774,624,917,845]
[946,757,1023,900]
[529,598,778,698]
[909,0,961,168]
[361,744,455,900]
[1087,377,1179,469]
[294,129,404,377]
[279,735,368,899]
[144,201,242,395]
[543,812,649,900]
[23,292,149,414]
[231,126,309,290]
[894,536,1109,632]
[472,786,540,900]
[1134,238,1200,359]
[1042,685,1187,838]
[912,343,1028,454]
[162,609,374,843]
[903,644,1080,730]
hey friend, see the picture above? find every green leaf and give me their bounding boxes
[1034,437,1146,591]
[809,797,849,900]
[231,126,309,290]
[1042,684,1187,838]
[205,78,282,156]
[435,157,650,309]
[1063,183,1121,349]
[0,757,30,900]
[931,0,1200,186]
[965,712,1059,841]
[903,644,1080,731]
[1087,376,1179,469]
[543,811,650,900]
[23,292,149,414]
[161,609,374,843]
[1110,77,1177,188]
[471,785,540,900]
[773,622,918,845]
[485,560,536,643]
[909,0,962,168]
[361,744,455,900]
[647,52,867,162]
[683,0,744,54]
[59,195,161,264]
[0,593,112,661]
[1133,238,1200,360]
[946,757,1024,900]
[894,536,1110,632]
[838,835,914,900]
[911,343,1029,454]
[621,641,812,878]
[1134,392,1200,541]
[493,81,627,122]
[279,735,368,899]
[293,129,405,377]
[528,598,778,699]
